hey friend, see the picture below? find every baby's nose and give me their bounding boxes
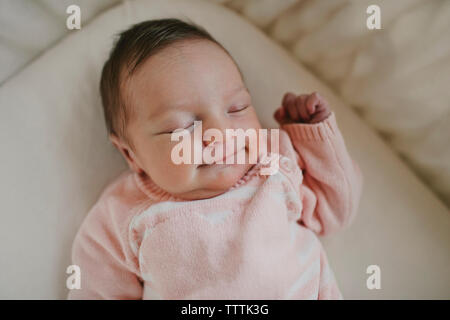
[202,136,227,148]
[202,117,230,147]
[203,137,216,147]
[202,136,235,158]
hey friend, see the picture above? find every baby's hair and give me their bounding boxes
[100,18,243,143]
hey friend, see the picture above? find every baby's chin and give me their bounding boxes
[203,161,252,184]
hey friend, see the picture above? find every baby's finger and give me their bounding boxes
[306,92,320,115]
[309,108,330,123]
[273,107,290,125]
[273,108,282,122]
[297,95,310,122]
[282,92,296,107]
[282,93,296,113]
[287,101,300,121]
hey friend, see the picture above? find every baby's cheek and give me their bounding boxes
[161,163,196,192]
[147,141,198,193]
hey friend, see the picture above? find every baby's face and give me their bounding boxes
[121,40,262,200]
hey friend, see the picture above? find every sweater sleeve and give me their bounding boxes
[67,199,143,299]
[280,112,363,236]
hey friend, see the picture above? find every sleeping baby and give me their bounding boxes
[68,18,363,299]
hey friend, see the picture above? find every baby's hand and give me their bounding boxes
[273,92,331,125]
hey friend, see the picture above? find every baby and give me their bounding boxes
[68,18,363,299]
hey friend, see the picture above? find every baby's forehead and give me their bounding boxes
[141,39,238,76]
[125,41,246,115]
[152,84,250,117]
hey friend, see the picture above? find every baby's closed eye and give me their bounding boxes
[158,119,199,135]
[228,104,249,113]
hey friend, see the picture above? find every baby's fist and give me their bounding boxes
[274,92,331,125]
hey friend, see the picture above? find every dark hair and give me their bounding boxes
[100,18,241,141]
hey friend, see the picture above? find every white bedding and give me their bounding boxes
[0,0,449,299]
[254,0,450,207]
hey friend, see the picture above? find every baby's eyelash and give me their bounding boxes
[183,122,196,131]
[166,121,196,134]
[228,105,249,113]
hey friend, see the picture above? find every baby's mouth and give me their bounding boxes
[198,147,247,168]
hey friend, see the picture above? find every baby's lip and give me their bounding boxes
[198,147,246,167]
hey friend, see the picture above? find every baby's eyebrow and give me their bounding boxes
[147,108,182,122]
[227,84,249,98]
[147,102,192,121]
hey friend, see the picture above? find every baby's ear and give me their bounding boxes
[109,134,144,174]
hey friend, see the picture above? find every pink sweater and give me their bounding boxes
[68,112,362,299]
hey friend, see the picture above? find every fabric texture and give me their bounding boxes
[68,113,363,299]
